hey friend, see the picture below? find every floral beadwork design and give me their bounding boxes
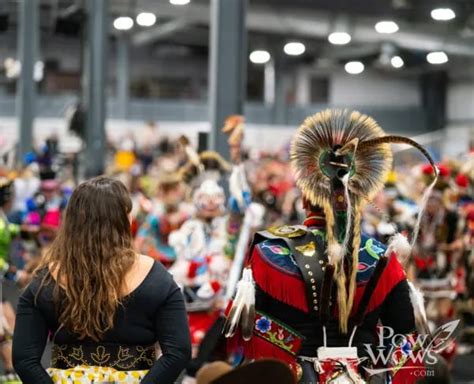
[259,240,300,273]
[255,316,272,333]
[252,312,303,356]
[261,243,291,256]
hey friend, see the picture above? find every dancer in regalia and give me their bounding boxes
[134,172,191,267]
[169,150,245,352]
[225,109,442,384]
[0,177,20,383]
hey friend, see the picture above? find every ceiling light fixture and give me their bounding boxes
[431,8,456,21]
[426,51,448,64]
[113,16,134,31]
[283,42,306,56]
[375,21,399,34]
[249,50,271,64]
[170,0,191,5]
[136,12,156,27]
[391,56,404,68]
[345,61,364,74]
[328,31,351,45]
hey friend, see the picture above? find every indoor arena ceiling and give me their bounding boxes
[1,0,474,75]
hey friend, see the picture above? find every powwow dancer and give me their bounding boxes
[225,109,442,384]
[0,177,20,383]
[134,172,191,268]
[170,117,263,356]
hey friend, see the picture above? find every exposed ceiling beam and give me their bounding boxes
[145,2,474,56]
[320,43,381,60]
[132,19,188,46]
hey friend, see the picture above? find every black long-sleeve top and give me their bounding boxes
[12,261,192,384]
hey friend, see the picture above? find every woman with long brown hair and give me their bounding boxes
[12,176,191,383]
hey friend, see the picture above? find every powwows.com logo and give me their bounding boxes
[363,320,459,377]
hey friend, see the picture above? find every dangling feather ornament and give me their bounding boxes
[407,281,431,336]
[223,267,255,340]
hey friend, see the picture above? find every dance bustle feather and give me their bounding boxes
[223,268,255,340]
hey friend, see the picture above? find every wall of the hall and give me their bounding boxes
[444,80,474,156]
[329,71,421,107]
[447,81,474,122]
[1,31,470,154]
[0,33,423,108]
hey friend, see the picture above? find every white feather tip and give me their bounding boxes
[328,242,345,265]
[388,233,412,264]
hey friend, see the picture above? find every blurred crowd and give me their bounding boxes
[0,120,472,380]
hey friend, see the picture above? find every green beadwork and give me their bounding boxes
[365,238,381,260]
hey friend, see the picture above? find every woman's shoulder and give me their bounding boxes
[20,267,54,303]
[133,255,175,295]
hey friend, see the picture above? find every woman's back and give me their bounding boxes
[12,177,191,384]
[30,259,169,346]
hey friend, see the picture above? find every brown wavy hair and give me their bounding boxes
[38,176,135,341]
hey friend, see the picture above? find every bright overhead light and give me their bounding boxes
[328,32,351,45]
[391,56,404,68]
[375,21,399,34]
[283,42,306,56]
[249,50,271,64]
[426,51,448,64]
[113,16,134,31]
[170,0,191,5]
[345,61,364,74]
[431,8,456,21]
[136,12,156,27]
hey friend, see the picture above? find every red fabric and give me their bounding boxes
[421,164,434,175]
[226,328,300,368]
[188,311,220,346]
[251,247,406,316]
[413,255,434,271]
[422,163,450,177]
[131,219,139,237]
[438,164,451,177]
[351,253,406,316]
[456,173,469,188]
[250,246,309,313]
[187,260,200,279]
[210,280,221,293]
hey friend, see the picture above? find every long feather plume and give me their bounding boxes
[223,268,255,339]
[407,281,431,336]
[240,274,256,341]
[358,135,439,248]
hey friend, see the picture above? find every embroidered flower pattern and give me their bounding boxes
[255,317,272,333]
[277,329,285,340]
[253,313,303,356]
[269,245,290,255]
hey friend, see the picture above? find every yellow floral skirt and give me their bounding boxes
[47,365,148,384]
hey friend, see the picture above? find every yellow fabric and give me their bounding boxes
[47,366,148,383]
[114,151,136,172]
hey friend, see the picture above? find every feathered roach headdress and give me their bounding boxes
[179,151,231,186]
[291,109,438,333]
